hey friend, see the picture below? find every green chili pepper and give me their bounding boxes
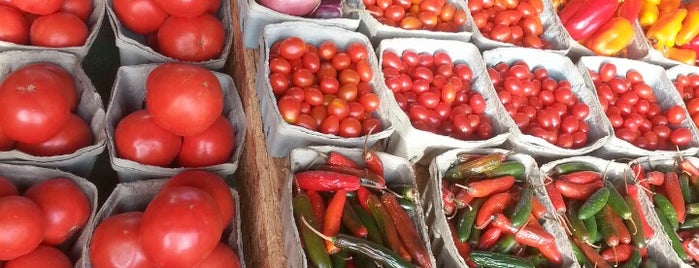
[350,197,383,245]
[468,223,482,247]
[470,251,535,268]
[397,198,415,211]
[551,162,599,176]
[654,194,679,231]
[444,153,506,181]
[334,234,414,268]
[457,198,485,242]
[569,238,590,266]
[293,195,332,268]
[484,161,526,181]
[493,234,518,254]
[655,207,689,261]
[680,173,697,203]
[510,187,533,228]
[583,217,600,244]
[687,202,699,215]
[332,250,348,268]
[353,254,379,268]
[567,201,592,245]
[680,215,699,230]
[578,187,610,220]
[606,181,632,220]
[624,196,647,249]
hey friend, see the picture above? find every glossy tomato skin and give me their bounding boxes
[12,0,61,15]
[0,176,18,197]
[0,124,14,151]
[34,63,79,111]
[17,114,92,157]
[89,212,156,268]
[24,178,90,245]
[61,0,92,21]
[0,63,70,144]
[113,0,168,35]
[140,186,223,268]
[157,14,225,62]
[4,245,71,268]
[163,170,234,228]
[0,5,29,45]
[0,196,45,260]
[114,110,182,167]
[146,63,223,136]
[194,243,241,268]
[177,116,235,167]
[30,12,88,47]
[153,0,210,18]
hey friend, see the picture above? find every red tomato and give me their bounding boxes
[89,212,155,268]
[177,116,235,168]
[0,63,70,144]
[157,14,224,61]
[153,0,210,17]
[4,245,71,268]
[320,115,340,135]
[278,96,301,124]
[279,37,307,60]
[359,93,380,113]
[146,63,223,136]
[0,124,15,151]
[24,178,90,245]
[61,0,92,21]
[31,63,79,111]
[30,12,88,47]
[163,171,234,227]
[670,128,693,146]
[140,186,223,268]
[0,5,29,45]
[115,110,182,166]
[598,63,616,82]
[0,196,44,260]
[667,105,687,126]
[338,117,362,137]
[347,42,368,63]
[12,0,61,15]
[17,114,91,157]
[114,0,168,34]
[194,243,241,268]
[0,176,17,197]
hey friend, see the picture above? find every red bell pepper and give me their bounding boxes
[559,0,618,40]
[618,0,642,22]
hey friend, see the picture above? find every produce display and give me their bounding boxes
[257,0,344,19]
[89,171,241,267]
[544,161,657,267]
[588,62,693,149]
[381,49,494,140]
[440,152,561,267]
[268,37,383,138]
[0,176,90,266]
[362,0,468,32]
[673,72,699,126]
[112,0,225,61]
[468,0,547,48]
[489,61,591,148]
[0,0,90,47]
[114,63,236,168]
[641,0,699,65]
[0,63,92,156]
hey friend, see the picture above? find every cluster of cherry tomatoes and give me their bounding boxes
[673,73,699,128]
[590,62,693,149]
[0,0,90,47]
[489,61,591,148]
[0,63,92,156]
[0,177,90,267]
[362,0,468,32]
[269,37,383,138]
[469,0,547,48]
[112,0,225,61]
[382,49,495,140]
[90,171,241,268]
[114,63,235,168]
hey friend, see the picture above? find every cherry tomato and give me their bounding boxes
[17,114,92,157]
[598,63,616,82]
[338,117,362,137]
[633,83,654,101]
[115,110,182,166]
[359,93,380,113]
[89,212,155,268]
[670,127,693,146]
[571,103,590,119]
[327,98,350,120]
[0,196,44,260]
[163,171,234,227]
[667,105,687,126]
[320,115,340,135]
[277,96,302,124]
[355,60,373,82]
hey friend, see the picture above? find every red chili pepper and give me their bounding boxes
[490,213,517,234]
[295,171,360,191]
[327,151,361,168]
[684,238,699,263]
[631,163,645,181]
[559,0,618,40]
[307,190,326,225]
[357,186,371,212]
[679,230,694,240]
[448,221,472,262]
[476,192,513,229]
[364,151,384,177]
[382,193,433,268]
[465,176,515,198]
[573,238,612,268]
[538,242,562,264]
[477,226,502,250]
[559,171,601,184]
[680,159,699,177]
[601,244,635,263]
[664,172,687,223]
[545,183,567,213]
[626,184,655,239]
[618,0,642,22]
[323,189,346,254]
[610,207,632,245]
[515,225,555,248]
[321,165,386,188]
[680,34,699,53]
[454,189,474,209]
[367,194,412,262]
[531,197,548,220]
[646,171,665,186]
[555,180,604,200]
[444,199,456,216]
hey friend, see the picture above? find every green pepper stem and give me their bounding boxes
[301,216,335,243]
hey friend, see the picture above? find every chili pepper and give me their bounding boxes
[680,215,699,230]
[323,233,413,268]
[555,180,604,200]
[578,187,610,220]
[448,221,472,262]
[295,171,361,191]
[453,189,474,209]
[457,198,485,242]
[646,171,665,185]
[444,200,456,216]
[606,181,632,220]
[468,223,482,247]
[352,255,379,268]
[658,0,681,13]
[363,151,384,177]
[678,230,693,240]
[381,193,432,268]
[455,153,485,165]
[463,175,515,198]
[357,186,371,212]
[483,161,526,181]
[687,202,699,214]
[609,205,632,245]
[640,1,661,28]
[442,183,455,204]
[586,17,636,56]
[569,238,590,266]
[477,226,502,250]
[349,197,383,245]
[601,244,635,263]
[668,47,697,64]
[559,170,602,184]
[597,205,621,247]
[342,201,368,238]
[647,8,687,50]
[619,249,642,268]
[683,238,699,263]
[476,192,513,229]
[444,153,507,181]
[624,196,647,249]
[509,187,532,228]
[626,185,655,240]
[331,250,348,268]
[583,217,600,243]
[321,165,386,188]
[514,224,555,248]
[573,238,611,268]
[327,151,361,169]
[307,190,326,225]
[293,194,332,268]
[545,182,566,213]
[530,197,547,220]
[655,207,690,260]
[537,242,563,264]
[680,158,699,177]
[676,4,699,46]
[619,0,643,22]
[323,189,347,254]
[397,198,415,211]
[551,162,599,176]
[664,171,687,223]
[641,258,658,267]
[469,251,535,268]
[493,234,517,254]
[559,0,617,40]
[392,185,419,203]
[490,213,517,235]
[567,201,592,245]
[366,194,411,262]
[680,173,697,203]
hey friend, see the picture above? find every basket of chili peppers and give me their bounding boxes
[630,154,699,266]
[540,156,684,267]
[283,146,436,267]
[424,148,575,267]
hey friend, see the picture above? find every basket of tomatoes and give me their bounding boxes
[666,64,699,129]
[0,51,106,178]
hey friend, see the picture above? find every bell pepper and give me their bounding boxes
[658,0,681,13]
[585,17,635,56]
[669,47,697,64]
[676,3,699,46]
[645,0,661,6]
[640,1,660,28]
[647,8,687,50]
[680,33,699,53]
[559,0,618,40]
[619,0,643,22]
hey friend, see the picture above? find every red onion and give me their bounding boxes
[257,0,321,16]
[308,0,342,18]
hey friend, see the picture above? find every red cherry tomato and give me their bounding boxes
[115,110,182,167]
[667,105,687,126]
[0,177,17,197]
[671,128,693,146]
[0,196,44,260]
[598,63,616,82]
[89,212,155,268]
[157,14,225,62]
[278,96,302,124]
[17,114,92,157]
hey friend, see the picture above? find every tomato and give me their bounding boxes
[356,60,373,82]
[12,0,61,15]
[4,245,71,268]
[626,70,643,84]
[90,212,155,268]
[177,116,235,168]
[318,41,337,60]
[30,12,88,47]
[115,110,182,166]
[157,14,224,62]
[277,96,302,124]
[153,0,209,17]
[113,0,168,34]
[339,69,361,86]
[146,63,223,136]
[359,93,380,113]
[688,98,699,115]
[0,177,17,197]
[320,115,340,135]
[140,186,223,268]
[633,83,654,101]
[302,53,320,73]
[17,113,91,156]
[670,127,693,146]
[346,42,368,63]
[571,103,590,119]
[23,178,89,246]
[332,53,352,70]
[0,5,29,45]
[0,124,15,151]
[667,105,687,126]
[0,196,44,260]
[60,0,92,21]
[338,117,361,137]
[598,63,616,82]
[163,171,234,228]
[194,243,240,268]
[292,68,315,88]
[269,57,291,75]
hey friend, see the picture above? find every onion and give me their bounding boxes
[257,0,321,16]
[308,0,342,18]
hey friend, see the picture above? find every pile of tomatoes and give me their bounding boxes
[89,171,241,268]
[468,0,547,48]
[382,49,495,140]
[673,73,699,127]
[0,0,90,47]
[589,62,694,149]
[362,0,468,32]
[489,61,591,149]
[268,37,383,138]
[112,0,224,61]
[0,176,90,267]
[0,63,93,156]
[114,63,235,168]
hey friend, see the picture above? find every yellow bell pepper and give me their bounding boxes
[647,8,687,49]
[586,17,636,56]
[676,2,699,46]
[640,1,660,28]
[668,47,697,64]
[658,0,681,13]
[644,0,661,6]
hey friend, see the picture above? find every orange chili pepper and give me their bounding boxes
[647,8,687,49]
[640,1,660,28]
[658,0,681,13]
[668,47,697,64]
[322,189,346,254]
[586,17,635,56]
[676,3,699,46]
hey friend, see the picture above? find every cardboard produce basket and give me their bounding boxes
[0,51,106,178]
[105,64,246,182]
